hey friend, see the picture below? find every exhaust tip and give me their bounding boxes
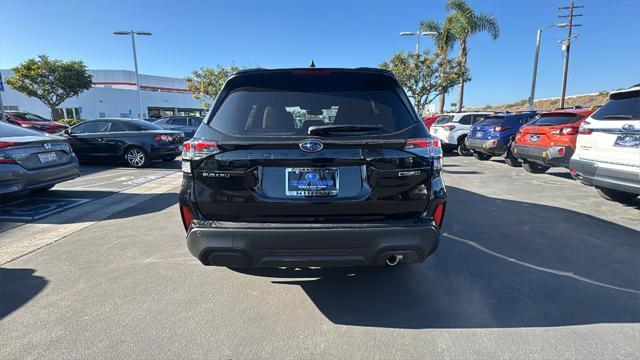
[386,254,403,266]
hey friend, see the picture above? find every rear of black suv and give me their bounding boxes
[179,68,446,267]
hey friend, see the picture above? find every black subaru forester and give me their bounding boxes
[179,68,446,267]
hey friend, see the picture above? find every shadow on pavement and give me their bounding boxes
[0,268,48,320]
[233,186,640,329]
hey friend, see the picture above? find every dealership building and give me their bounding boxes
[0,69,206,120]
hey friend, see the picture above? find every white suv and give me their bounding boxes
[430,112,492,155]
[570,86,640,204]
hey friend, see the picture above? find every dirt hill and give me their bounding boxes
[472,92,610,112]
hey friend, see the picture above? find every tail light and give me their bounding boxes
[0,153,16,164]
[492,126,511,132]
[431,202,445,228]
[551,127,578,135]
[0,141,19,149]
[578,121,592,135]
[179,205,193,232]
[155,134,174,142]
[557,147,566,156]
[182,139,218,160]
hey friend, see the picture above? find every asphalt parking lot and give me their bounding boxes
[1,155,638,359]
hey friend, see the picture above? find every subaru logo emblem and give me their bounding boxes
[622,124,636,132]
[43,143,52,150]
[305,172,320,181]
[299,139,323,152]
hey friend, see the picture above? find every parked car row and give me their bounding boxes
[462,85,640,205]
[0,117,186,196]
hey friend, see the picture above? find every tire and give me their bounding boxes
[161,155,178,162]
[473,152,492,161]
[457,138,472,156]
[124,146,150,168]
[504,150,522,167]
[31,185,55,193]
[523,161,549,173]
[596,187,639,204]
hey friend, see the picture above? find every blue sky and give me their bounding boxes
[1,0,639,108]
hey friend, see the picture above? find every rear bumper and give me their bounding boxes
[512,144,572,167]
[570,158,640,194]
[186,220,440,267]
[150,145,181,159]
[466,138,508,155]
[0,158,80,194]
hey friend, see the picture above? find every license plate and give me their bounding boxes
[475,131,484,138]
[286,168,338,197]
[614,134,640,148]
[530,135,540,142]
[38,151,58,164]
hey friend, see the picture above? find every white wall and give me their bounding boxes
[1,70,203,119]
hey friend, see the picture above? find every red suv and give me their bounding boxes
[3,111,69,134]
[512,108,594,173]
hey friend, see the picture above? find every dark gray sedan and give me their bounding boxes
[0,122,79,195]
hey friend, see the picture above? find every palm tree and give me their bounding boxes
[420,18,457,113]
[446,0,499,111]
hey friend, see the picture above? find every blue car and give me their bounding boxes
[465,112,538,166]
[153,116,203,139]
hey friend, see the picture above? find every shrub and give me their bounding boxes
[58,118,82,126]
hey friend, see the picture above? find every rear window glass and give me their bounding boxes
[209,87,416,136]
[528,113,581,126]
[434,115,454,125]
[12,113,51,122]
[591,90,640,120]
[476,116,505,126]
[127,120,162,131]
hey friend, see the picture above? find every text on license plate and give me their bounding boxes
[286,168,339,197]
[38,152,58,164]
[614,134,640,148]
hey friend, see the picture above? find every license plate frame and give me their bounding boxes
[285,168,339,197]
[38,151,58,164]
[613,134,640,148]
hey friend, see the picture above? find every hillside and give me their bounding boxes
[472,92,609,112]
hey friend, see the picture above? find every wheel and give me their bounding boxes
[124,146,150,168]
[31,185,55,193]
[161,155,177,162]
[596,187,639,204]
[457,138,472,156]
[473,152,492,161]
[504,150,522,167]
[523,161,549,173]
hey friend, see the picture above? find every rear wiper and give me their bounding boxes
[602,115,636,120]
[308,125,383,136]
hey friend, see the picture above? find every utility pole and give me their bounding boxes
[558,0,583,108]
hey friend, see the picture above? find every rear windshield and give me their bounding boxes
[434,115,454,125]
[528,113,581,126]
[591,90,640,120]
[476,116,505,126]
[12,113,51,122]
[126,120,162,131]
[209,87,416,136]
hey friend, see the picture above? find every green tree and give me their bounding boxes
[420,17,457,113]
[380,50,468,116]
[446,0,499,111]
[185,65,239,109]
[6,55,93,119]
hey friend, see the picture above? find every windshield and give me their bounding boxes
[209,87,416,137]
[12,113,51,122]
[434,115,454,125]
[591,90,640,120]
[476,116,505,126]
[528,113,581,126]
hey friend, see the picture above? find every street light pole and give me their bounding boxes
[114,30,152,119]
[400,30,437,55]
